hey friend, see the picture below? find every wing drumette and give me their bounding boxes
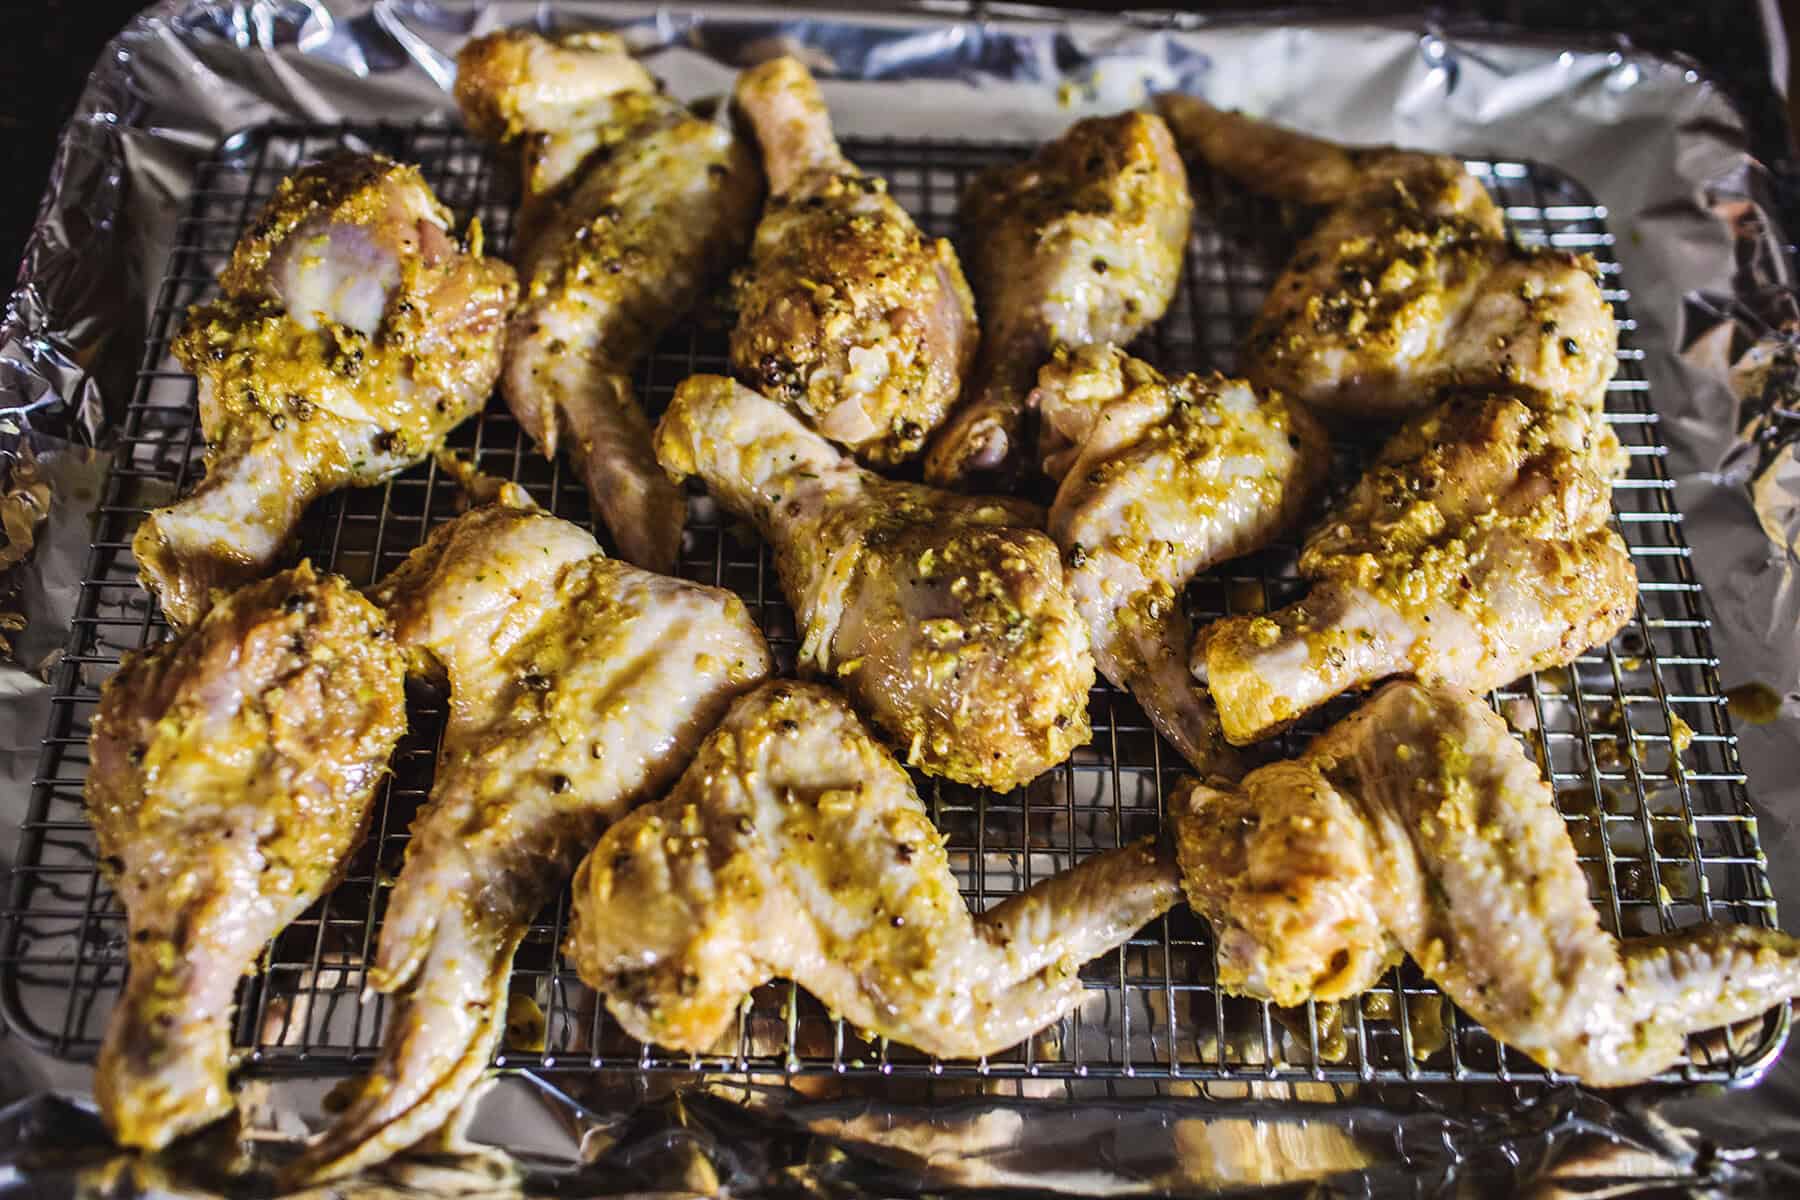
[88,564,405,1149]
[136,155,516,626]
[656,375,1092,792]
[926,111,1192,487]
[729,57,977,463]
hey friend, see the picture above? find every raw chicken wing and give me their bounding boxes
[456,31,761,572]
[1170,681,1800,1086]
[568,680,1181,1058]
[289,494,770,1182]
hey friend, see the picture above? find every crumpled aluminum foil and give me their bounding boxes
[3,2,1798,1195]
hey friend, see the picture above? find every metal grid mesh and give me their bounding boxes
[0,121,1785,1092]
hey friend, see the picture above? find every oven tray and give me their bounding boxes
[0,120,1784,1090]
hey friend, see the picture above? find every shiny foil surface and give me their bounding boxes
[1,3,1798,1195]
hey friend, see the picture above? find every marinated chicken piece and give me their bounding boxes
[926,112,1192,488]
[1036,345,1324,775]
[1195,387,1634,744]
[656,375,1092,791]
[456,32,761,572]
[87,564,406,1150]
[568,680,1180,1058]
[730,57,978,463]
[135,155,516,627]
[288,495,770,1183]
[454,30,654,224]
[1156,95,1618,420]
[1170,681,1800,1086]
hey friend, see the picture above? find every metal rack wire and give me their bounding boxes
[0,120,1785,1094]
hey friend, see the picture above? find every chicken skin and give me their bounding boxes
[1156,95,1618,420]
[1195,386,1634,744]
[1036,345,1325,775]
[289,494,770,1183]
[135,155,516,627]
[730,57,978,464]
[926,111,1192,488]
[456,31,761,572]
[1170,681,1800,1086]
[656,375,1092,791]
[568,680,1181,1058]
[454,30,655,231]
[87,564,406,1150]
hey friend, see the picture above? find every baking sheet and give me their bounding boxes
[2,1,1798,1194]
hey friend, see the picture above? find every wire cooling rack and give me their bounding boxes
[0,120,1786,1096]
